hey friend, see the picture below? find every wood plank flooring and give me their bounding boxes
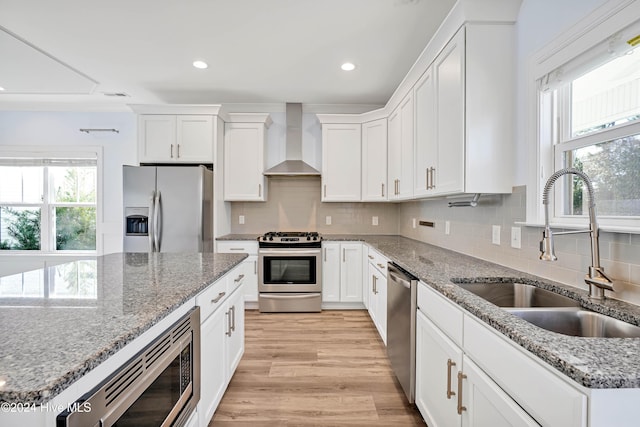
[210,310,425,426]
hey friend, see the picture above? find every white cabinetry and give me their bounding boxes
[413,28,466,197]
[319,122,362,201]
[322,242,363,304]
[366,247,388,344]
[414,24,515,197]
[138,115,214,163]
[223,114,272,201]
[388,92,414,200]
[361,118,388,201]
[197,265,245,427]
[416,281,578,427]
[216,241,259,303]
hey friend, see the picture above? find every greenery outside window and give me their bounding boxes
[0,157,97,253]
[536,17,640,230]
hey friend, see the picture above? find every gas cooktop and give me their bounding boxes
[258,231,321,244]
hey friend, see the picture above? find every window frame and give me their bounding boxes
[0,146,103,255]
[525,0,640,233]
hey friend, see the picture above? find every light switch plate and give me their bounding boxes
[239,215,245,225]
[372,216,379,226]
[492,225,501,245]
[445,220,450,235]
[326,216,332,225]
[412,218,416,228]
[511,226,522,249]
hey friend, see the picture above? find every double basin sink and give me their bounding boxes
[457,282,640,338]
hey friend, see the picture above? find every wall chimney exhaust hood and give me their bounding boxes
[263,103,320,176]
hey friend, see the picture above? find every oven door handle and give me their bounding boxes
[259,293,321,299]
[259,249,321,256]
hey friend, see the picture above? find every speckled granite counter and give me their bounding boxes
[0,252,246,404]
[216,234,260,241]
[319,234,640,389]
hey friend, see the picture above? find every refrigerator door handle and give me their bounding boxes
[154,191,163,252]
[149,191,156,252]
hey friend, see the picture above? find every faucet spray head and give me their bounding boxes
[539,227,557,261]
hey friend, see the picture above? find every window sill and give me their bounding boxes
[515,221,640,235]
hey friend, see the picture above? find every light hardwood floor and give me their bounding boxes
[210,309,425,426]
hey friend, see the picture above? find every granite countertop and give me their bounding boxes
[320,234,640,389]
[216,234,260,241]
[0,252,246,404]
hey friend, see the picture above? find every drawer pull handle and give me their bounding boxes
[457,371,467,414]
[211,291,226,304]
[377,263,385,269]
[234,274,245,283]
[368,255,374,259]
[446,359,456,399]
[230,247,244,251]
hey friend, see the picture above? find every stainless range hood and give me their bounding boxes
[263,103,320,176]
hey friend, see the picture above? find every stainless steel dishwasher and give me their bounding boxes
[387,262,418,404]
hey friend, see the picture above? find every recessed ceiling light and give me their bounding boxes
[193,60,208,69]
[341,62,356,71]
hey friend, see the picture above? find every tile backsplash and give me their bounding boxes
[230,177,399,235]
[231,181,640,306]
[398,186,640,306]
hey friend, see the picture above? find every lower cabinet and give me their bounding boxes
[197,265,246,427]
[416,281,585,427]
[321,242,363,303]
[367,262,387,344]
[216,241,258,303]
[415,310,537,427]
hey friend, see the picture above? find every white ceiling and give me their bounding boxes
[0,0,457,112]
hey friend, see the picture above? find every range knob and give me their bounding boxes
[313,236,318,240]
[269,236,274,241]
[307,236,311,241]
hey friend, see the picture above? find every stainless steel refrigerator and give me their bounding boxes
[123,165,213,252]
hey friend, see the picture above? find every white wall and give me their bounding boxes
[513,0,608,185]
[0,111,137,265]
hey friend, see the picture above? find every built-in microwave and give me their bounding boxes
[57,307,200,427]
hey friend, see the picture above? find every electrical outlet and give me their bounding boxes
[492,225,501,245]
[239,215,245,225]
[326,215,332,225]
[445,220,450,235]
[412,218,416,228]
[372,216,379,226]
[511,226,522,249]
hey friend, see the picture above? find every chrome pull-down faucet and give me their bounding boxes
[540,168,614,300]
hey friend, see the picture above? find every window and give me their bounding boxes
[0,157,97,253]
[534,13,640,230]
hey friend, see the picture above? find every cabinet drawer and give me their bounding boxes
[228,264,248,294]
[217,241,258,255]
[366,247,388,274]
[417,282,463,346]
[196,277,229,321]
[464,315,586,427]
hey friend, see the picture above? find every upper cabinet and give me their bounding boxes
[138,115,214,163]
[414,25,514,197]
[319,121,362,202]
[388,92,414,200]
[223,114,272,201]
[414,29,465,197]
[361,118,388,201]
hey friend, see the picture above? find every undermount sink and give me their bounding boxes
[506,308,640,338]
[456,282,581,308]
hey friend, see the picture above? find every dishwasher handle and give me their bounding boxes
[388,263,418,289]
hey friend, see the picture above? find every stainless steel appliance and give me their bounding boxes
[387,262,418,404]
[258,231,322,312]
[123,165,213,253]
[57,307,201,427]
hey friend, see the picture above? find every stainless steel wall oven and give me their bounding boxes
[57,307,200,427]
[258,232,322,312]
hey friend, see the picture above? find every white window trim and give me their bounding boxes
[0,146,104,255]
[524,0,640,234]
